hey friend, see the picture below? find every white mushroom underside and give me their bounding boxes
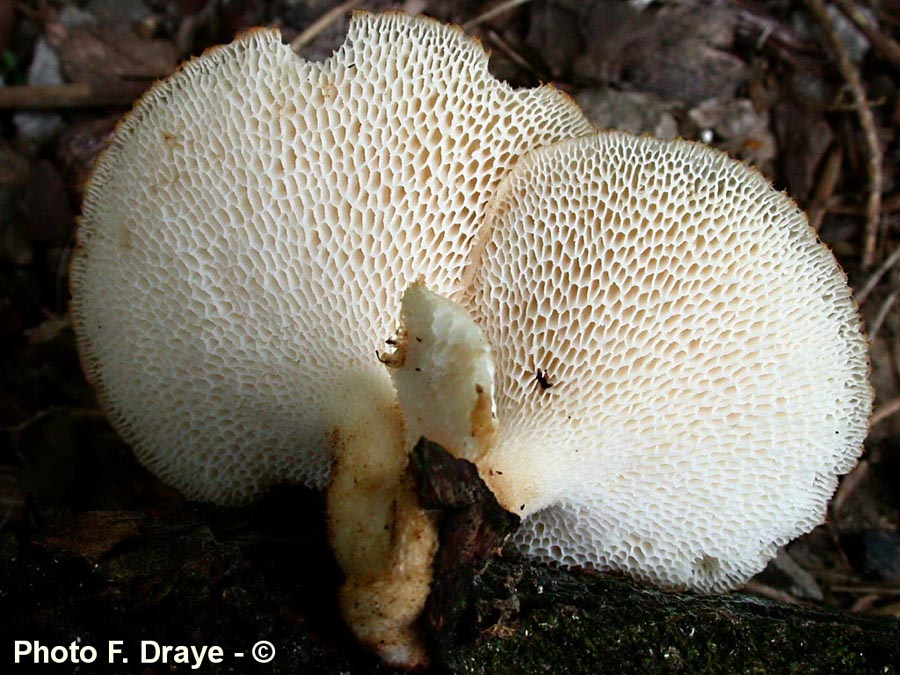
[70,9,871,596]
[70,14,590,502]
[465,132,871,591]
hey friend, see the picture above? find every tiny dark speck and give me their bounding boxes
[520,504,525,511]
[415,337,422,342]
[415,367,421,372]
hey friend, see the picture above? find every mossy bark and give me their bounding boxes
[438,560,900,674]
[2,491,898,674]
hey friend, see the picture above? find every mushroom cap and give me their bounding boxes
[69,12,591,502]
[465,131,871,591]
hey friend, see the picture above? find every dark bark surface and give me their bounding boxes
[443,560,900,674]
[412,437,521,654]
[3,490,899,674]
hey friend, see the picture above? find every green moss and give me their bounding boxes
[437,560,900,674]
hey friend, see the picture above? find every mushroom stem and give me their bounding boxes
[331,472,437,668]
[326,375,437,667]
[326,284,501,668]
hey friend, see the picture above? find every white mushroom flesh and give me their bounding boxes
[386,282,497,462]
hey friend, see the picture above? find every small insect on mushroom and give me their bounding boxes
[534,368,555,391]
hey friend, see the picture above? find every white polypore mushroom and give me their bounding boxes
[461,131,872,591]
[69,11,590,667]
[70,12,589,503]
[69,7,872,667]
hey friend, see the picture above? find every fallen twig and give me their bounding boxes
[832,582,900,596]
[290,0,365,53]
[743,580,803,605]
[830,458,868,518]
[0,82,147,109]
[804,0,883,270]
[736,8,818,65]
[828,193,900,215]
[867,289,898,342]
[855,245,900,305]
[808,145,843,231]
[871,395,900,429]
[831,0,900,70]
[482,28,543,80]
[463,0,534,31]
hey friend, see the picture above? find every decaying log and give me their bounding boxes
[3,485,899,673]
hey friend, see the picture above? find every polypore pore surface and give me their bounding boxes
[466,132,871,591]
[70,13,591,502]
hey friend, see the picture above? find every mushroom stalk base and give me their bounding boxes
[336,474,437,668]
[326,284,501,668]
[326,389,438,668]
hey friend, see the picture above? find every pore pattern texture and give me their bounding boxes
[70,13,590,501]
[466,132,871,591]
